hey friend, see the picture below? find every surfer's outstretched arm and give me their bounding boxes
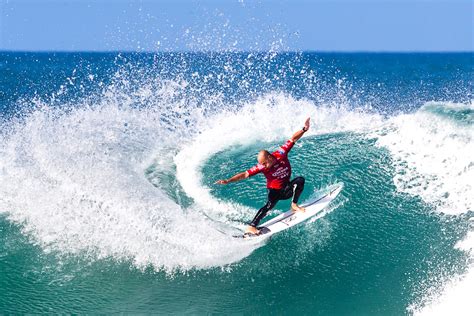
[215,171,249,185]
[290,117,310,142]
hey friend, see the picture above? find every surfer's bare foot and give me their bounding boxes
[291,202,306,213]
[245,225,260,235]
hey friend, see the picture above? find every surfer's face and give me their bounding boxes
[257,150,275,169]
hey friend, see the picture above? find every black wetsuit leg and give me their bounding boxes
[286,176,305,203]
[249,189,280,227]
[249,176,305,227]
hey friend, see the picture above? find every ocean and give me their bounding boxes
[0,51,472,315]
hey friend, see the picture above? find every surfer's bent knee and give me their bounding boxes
[293,176,305,187]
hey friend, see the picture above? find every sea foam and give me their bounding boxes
[375,101,474,315]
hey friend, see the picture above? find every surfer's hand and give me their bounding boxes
[215,179,229,185]
[304,117,310,131]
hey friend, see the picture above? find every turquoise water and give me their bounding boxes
[0,52,472,314]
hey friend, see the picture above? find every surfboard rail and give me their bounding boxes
[236,183,344,240]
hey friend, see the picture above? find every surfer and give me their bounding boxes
[215,117,310,235]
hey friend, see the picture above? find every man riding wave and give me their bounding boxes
[216,117,310,235]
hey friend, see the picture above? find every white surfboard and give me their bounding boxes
[237,183,343,241]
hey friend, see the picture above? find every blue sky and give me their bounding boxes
[1,0,472,52]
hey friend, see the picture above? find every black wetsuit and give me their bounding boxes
[250,176,305,227]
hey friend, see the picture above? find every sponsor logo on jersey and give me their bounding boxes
[272,166,289,178]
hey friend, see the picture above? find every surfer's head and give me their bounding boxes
[257,150,275,169]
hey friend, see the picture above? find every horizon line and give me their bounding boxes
[0,49,473,54]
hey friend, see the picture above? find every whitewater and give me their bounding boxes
[0,52,472,314]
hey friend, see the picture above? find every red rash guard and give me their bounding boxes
[246,139,294,189]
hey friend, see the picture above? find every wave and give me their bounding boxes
[175,93,384,223]
[0,95,257,273]
[375,101,473,315]
[0,82,385,273]
[0,69,472,307]
[376,101,473,215]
